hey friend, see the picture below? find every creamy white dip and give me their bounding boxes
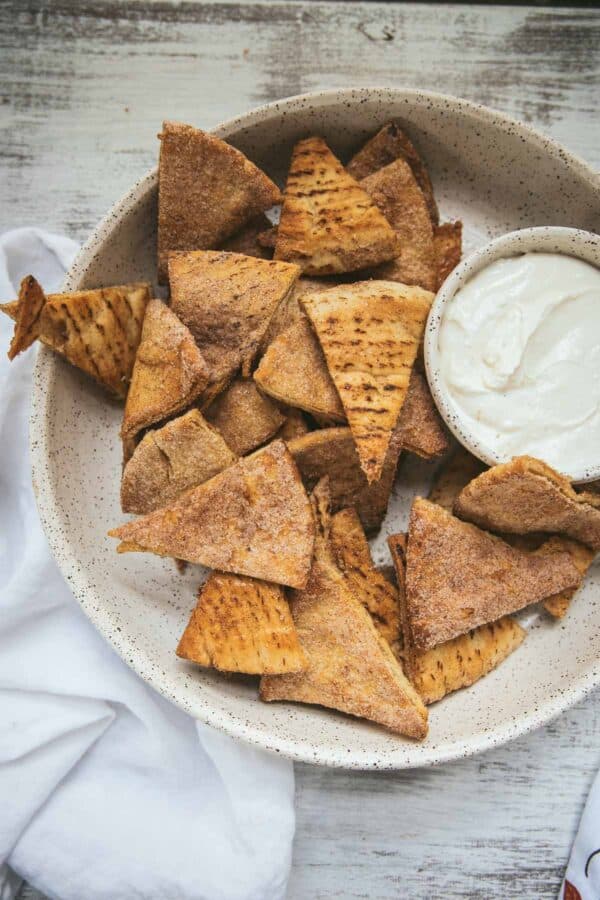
[438,252,600,476]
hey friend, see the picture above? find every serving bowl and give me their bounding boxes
[30,88,600,769]
[424,226,600,483]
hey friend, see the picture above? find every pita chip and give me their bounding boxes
[361,159,437,292]
[260,275,337,350]
[260,481,428,739]
[454,456,600,551]
[2,280,151,397]
[109,440,314,588]
[330,507,401,647]
[401,498,579,650]
[168,250,300,389]
[120,299,209,452]
[273,136,400,275]
[434,221,462,289]
[302,281,432,482]
[204,377,285,456]
[289,424,403,533]
[277,407,309,441]
[120,409,236,514]
[220,214,274,259]
[388,533,526,704]
[157,121,281,282]
[347,121,439,224]
[536,536,596,619]
[398,371,449,459]
[428,446,486,513]
[177,572,305,675]
[254,318,345,421]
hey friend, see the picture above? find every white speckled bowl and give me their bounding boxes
[425,226,600,483]
[30,89,600,769]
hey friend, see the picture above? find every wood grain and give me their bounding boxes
[3,3,599,899]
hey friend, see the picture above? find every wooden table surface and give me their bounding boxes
[2,2,599,898]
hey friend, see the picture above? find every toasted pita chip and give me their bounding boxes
[220,214,274,259]
[204,377,285,456]
[257,226,277,249]
[288,424,403,534]
[260,482,428,739]
[361,159,437,292]
[330,508,400,646]
[120,409,236,514]
[177,572,306,674]
[401,498,579,650]
[347,122,439,224]
[273,136,400,275]
[168,250,300,388]
[377,564,397,586]
[5,275,47,359]
[434,221,462,289]
[398,371,449,459]
[302,281,432,482]
[428,446,486,512]
[388,533,525,703]
[157,121,281,282]
[120,299,209,453]
[454,456,600,550]
[277,407,309,441]
[536,536,596,618]
[254,318,345,421]
[260,275,339,351]
[109,440,314,588]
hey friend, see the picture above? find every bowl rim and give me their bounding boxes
[30,87,600,769]
[424,226,600,484]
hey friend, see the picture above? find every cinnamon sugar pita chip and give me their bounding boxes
[398,371,449,459]
[434,221,462,289]
[220,214,274,259]
[536,536,595,619]
[428,446,486,512]
[4,275,46,360]
[204,377,285,456]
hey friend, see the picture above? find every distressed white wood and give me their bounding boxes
[2,2,599,899]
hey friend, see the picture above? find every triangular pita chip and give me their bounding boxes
[2,280,151,397]
[260,481,428,739]
[402,498,579,650]
[168,250,300,386]
[121,409,236,514]
[219,214,274,259]
[177,572,306,675]
[388,533,526,704]
[277,407,309,442]
[454,456,600,550]
[428,445,486,512]
[273,136,400,275]
[347,122,439,224]
[330,508,400,648]
[536,536,595,619]
[204,377,285,456]
[109,440,314,588]
[302,281,433,482]
[434,221,462,289]
[254,318,345,421]
[120,299,209,452]
[362,159,437,292]
[4,275,47,359]
[157,121,281,282]
[398,371,449,459]
[260,275,338,351]
[288,424,403,534]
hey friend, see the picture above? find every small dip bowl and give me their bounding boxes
[424,226,600,483]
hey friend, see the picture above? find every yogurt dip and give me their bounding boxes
[438,252,600,476]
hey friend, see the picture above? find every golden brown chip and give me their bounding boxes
[204,377,285,456]
[260,482,428,739]
[120,299,210,453]
[157,121,281,282]
[302,281,433,482]
[401,498,579,650]
[330,508,400,646]
[260,275,337,351]
[273,136,400,275]
[254,318,345,421]
[361,159,437,292]
[177,572,306,675]
[428,445,486,512]
[454,456,600,550]
[168,250,300,387]
[109,440,315,588]
[219,214,274,259]
[347,122,439,225]
[257,226,277,249]
[277,407,309,441]
[120,409,236,514]
[5,275,47,360]
[388,533,526,704]
[536,536,596,618]
[434,221,462,289]
[288,424,403,534]
[398,371,449,459]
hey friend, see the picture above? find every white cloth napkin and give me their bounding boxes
[0,228,295,900]
[561,769,600,899]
